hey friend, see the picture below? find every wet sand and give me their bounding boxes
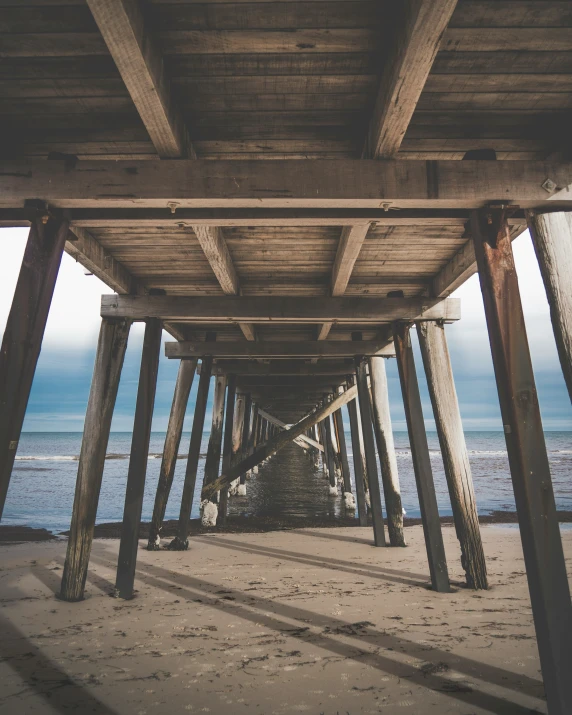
[1,525,566,714]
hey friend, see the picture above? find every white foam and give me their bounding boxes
[201,500,218,527]
[15,455,78,461]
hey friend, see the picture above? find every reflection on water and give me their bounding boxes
[228,443,344,520]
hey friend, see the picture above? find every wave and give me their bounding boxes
[15,455,79,461]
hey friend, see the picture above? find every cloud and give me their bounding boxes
[1,228,571,431]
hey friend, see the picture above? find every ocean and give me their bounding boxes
[3,430,571,534]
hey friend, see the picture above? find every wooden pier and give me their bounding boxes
[1,1,572,711]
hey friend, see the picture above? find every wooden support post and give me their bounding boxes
[417,321,487,588]
[355,360,386,546]
[347,378,368,526]
[333,404,352,495]
[471,207,572,714]
[318,416,329,479]
[323,400,338,491]
[394,322,450,592]
[526,210,572,403]
[369,357,406,547]
[239,393,252,485]
[115,318,162,599]
[219,374,237,524]
[0,212,69,518]
[171,355,213,549]
[59,318,131,602]
[202,375,227,499]
[147,359,197,549]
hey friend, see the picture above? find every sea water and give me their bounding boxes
[3,431,571,533]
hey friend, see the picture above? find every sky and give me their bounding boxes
[1,226,571,432]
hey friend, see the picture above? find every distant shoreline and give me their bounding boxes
[2,510,572,544]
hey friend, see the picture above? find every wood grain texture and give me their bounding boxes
[60,317,131,601]
[147,358,197,548]
[166,340,395,358]
[417,321,487,589]
[368,356,405,547]
[363,0,458,159]
[86,0,190,158]
[393,321,450,593]
[331,223,371,295]
[526,210,572,403]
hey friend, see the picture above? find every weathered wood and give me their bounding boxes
[471,207,572,714]
[239,392,252,484]
[2,159,571,210]
[0,212,69,518]
[166,340,396,358]
[363,0,458,158]
[347,377,368,526]
[416,322,487,588]
[203,384,357,499]
[86,0,190,158]
[355,359,386,547]
[331,224,372,296]
[171,355,213,549]
[393,322,450,593]
[202,374,227,502]
[219,374,237,524]
[368,356,406,548]
[333,403,352,495]
[115,317,162,599]
[147,358,197,549]
[526,210,572,403]
[102,295,461,323]
[59,317,131,602]
[322,398,337,490]
[257,408,322,451]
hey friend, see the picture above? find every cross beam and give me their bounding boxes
[2,160,571,210]
[101,295,460,323]
[165,340,395,359]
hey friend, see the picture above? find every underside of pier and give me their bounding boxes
[1,1,572,712]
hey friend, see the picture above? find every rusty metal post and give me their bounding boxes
[472,207,572,714]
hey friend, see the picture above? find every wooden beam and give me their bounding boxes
[166,340,395,359]
[202,385,358,500]
[471,207,572,713]
[147,358,196,549]
[257,407,323,452]
[331,224,372,296]
[67,225,135,295]
[115,317,162,599]
[2,160,571,210]
[60,317,131,601]
[0,213,69,519]
[86,0,189,159]
[526,210,572,403]
[102,295,461,323]
[237,376,348,389]
[191,224,237,294]
[363,0,458,159]
[212,361,354,376]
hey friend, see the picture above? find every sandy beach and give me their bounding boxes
[0,524,566,715]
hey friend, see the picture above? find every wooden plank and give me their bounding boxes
[166,340,395,358]
[101,294,461,322]
[86,0,190,158]
[471,207,572,714]
[115,317,162,599]
[450,1,572,28]
[417,321,487,589]
[202,383,357,499]
[171,353,213,548]
[441,27,572,52]
[212,360,354,376]
[331,223,371,296]
[363,0,458,159]
[257,407,323,451]
[147,358,196,549]
[369,356,405,547]
[66,226,136,294]
[394,321,450,593]
[60,317,131,601]
[3,159,570,210]
[526,210,572,403]
[0,213,68,518]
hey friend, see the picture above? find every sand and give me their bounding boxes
[1,524,567,715]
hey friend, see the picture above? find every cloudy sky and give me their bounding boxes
[1,226,570,432]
